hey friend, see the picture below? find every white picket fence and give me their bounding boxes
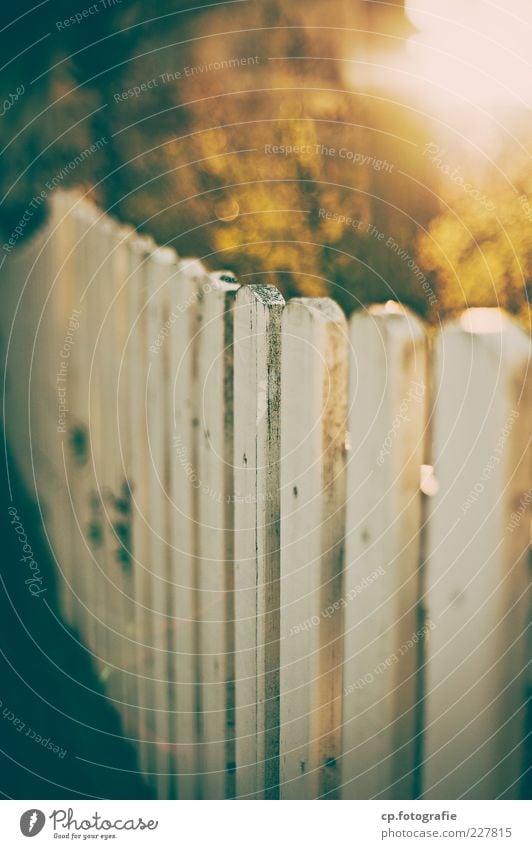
[1,190,530,800]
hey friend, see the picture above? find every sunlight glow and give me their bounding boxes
[460,308,506,334]
[404,0,532,109]
[420,464,439,497]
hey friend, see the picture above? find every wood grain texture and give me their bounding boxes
[195,273,239,798]
[424,311,531,800]
[280,298,348,800]
[233,284,284,799]
[341,306,427,800]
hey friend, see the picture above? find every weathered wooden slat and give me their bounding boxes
[106,218,138,740]
[233,284,285,799]
[83,214,114,680]
[95,217,133,729]
[66,201,99,642]
[144,246,179,799]
[124,232,155,775]
[280,298,348,799]
[341,304,427,799]
[66,202,106,663]
[423,309,531,800]
[45,191,81,626]
[168,258,205,799]
[27,224,58,508]
[195,273,239,799]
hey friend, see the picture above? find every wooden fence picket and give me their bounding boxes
[423,310,531,800]
[167,258,203,799]
[195,273,239,799]
[94,217,133,730]
[144,246,180,799]
[279,298,348,800]
[233,284,284,799]
[46,191,80,627]
[124,232,154,774]
[108,221,140,742]
[341,305,427,800]
[86,212,117,677]
[66,201,99,643]
[27,221,57,512]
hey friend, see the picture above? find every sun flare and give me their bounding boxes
[404,0,532,109]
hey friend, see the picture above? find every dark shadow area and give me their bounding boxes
[0,433,152,799]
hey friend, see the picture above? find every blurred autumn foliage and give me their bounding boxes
[0,0,530,325]
[417,140,532,324]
